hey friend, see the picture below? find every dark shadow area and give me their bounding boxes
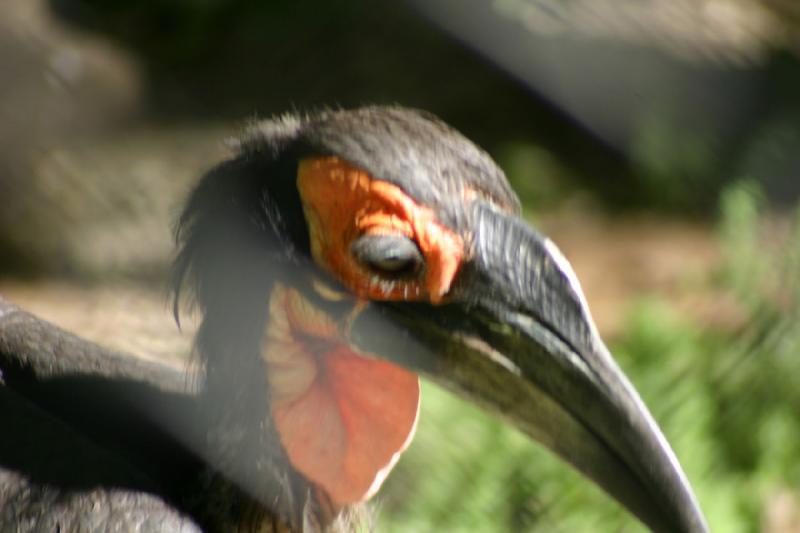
[47,0,637,204]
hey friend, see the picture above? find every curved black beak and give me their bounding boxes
[348,202,708,533]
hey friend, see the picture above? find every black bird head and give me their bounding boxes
[173,106,708,532]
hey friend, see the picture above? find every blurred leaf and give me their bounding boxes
[630,111,721,211]
[494,141,575,213]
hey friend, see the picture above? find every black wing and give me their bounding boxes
[0,297,204,532]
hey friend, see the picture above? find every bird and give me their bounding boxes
[0,106,708,532]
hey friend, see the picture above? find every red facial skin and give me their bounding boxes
[262,284,420,507]
[297,156,464,303]
[261,157,465,507]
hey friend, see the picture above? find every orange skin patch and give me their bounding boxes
[262,284,420,507]
[297,156,464,303]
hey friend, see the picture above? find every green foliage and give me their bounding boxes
[494,142,576,212]
[378,181,800,531]
[379,382,641,532]
[629,111,722,211]
[717,180,769,309]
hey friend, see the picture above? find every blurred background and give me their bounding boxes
[1,0,799,530]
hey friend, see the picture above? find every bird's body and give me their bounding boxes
[0,107,708,532]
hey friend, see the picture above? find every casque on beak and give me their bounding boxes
[347,201,708,533]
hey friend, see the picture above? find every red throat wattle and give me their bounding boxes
[261,284,420,507]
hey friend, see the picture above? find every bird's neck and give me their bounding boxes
[199,350,317,531]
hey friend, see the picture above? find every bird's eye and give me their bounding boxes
[351,234,423,277]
